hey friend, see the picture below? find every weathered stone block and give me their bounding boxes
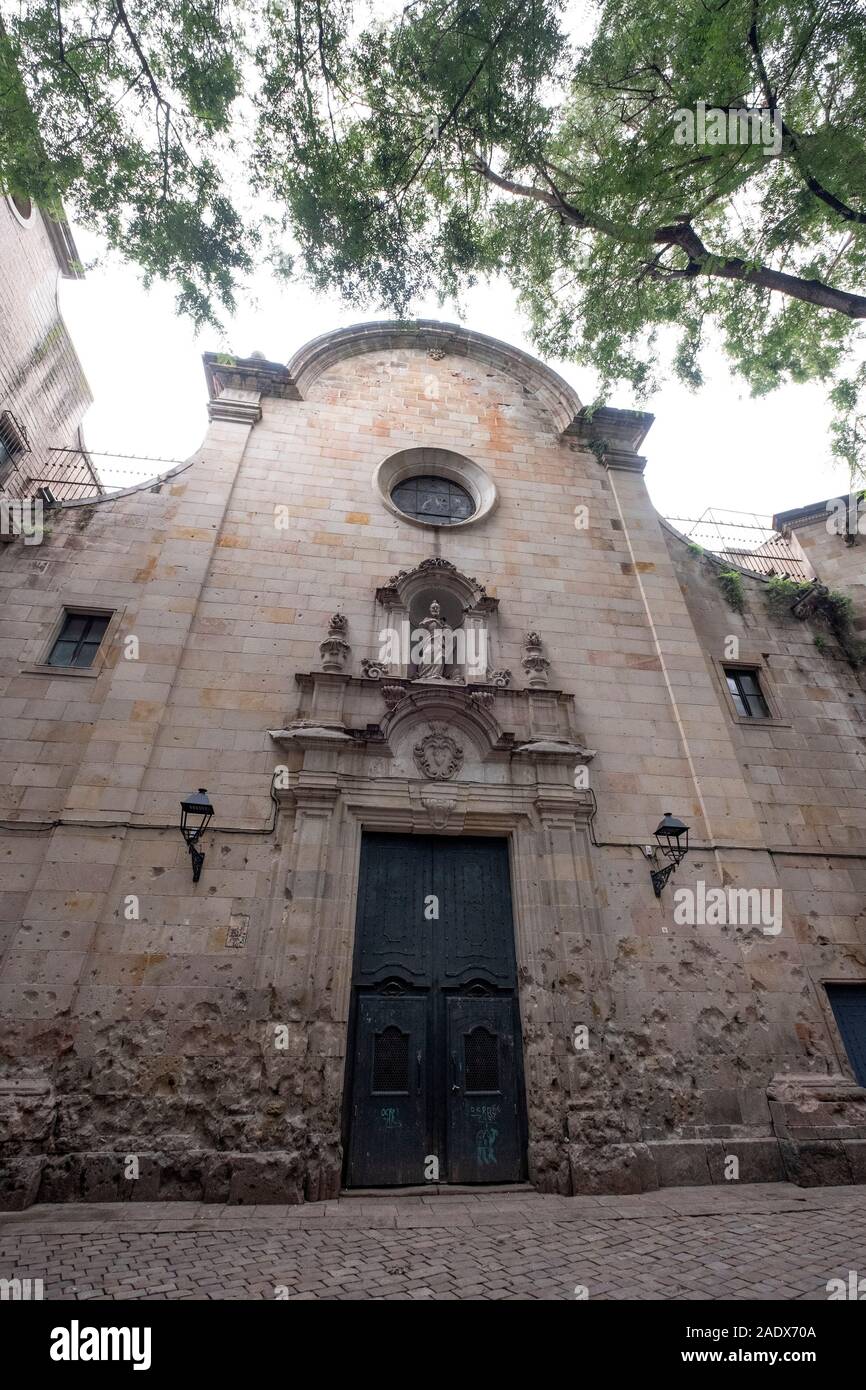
[648,1141,712,1187]
[203,1156,232,1203]
[842,1140,866,1185]
[529,1138,571,1194]
[569,1142,659,1194]
[0,1155,43,1210]
[157,1157,207,1201]
[0,1076,55,1144]
[125,1155,162,1201]
[38,1154,83,1203]
[706,1139,785,1184]
[779,1139,852,1187]
[227,1152,303,1204]
[82,1153,123,1202]
[302,1162,341,1203]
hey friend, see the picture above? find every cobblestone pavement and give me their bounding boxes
[2,1183,865,1301]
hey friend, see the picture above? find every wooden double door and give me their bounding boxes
[344,833,527,1188]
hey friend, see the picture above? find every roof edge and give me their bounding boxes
[773,496,854,533]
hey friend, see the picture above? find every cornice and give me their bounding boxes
[202,352,301,404]
[567,405,655,471]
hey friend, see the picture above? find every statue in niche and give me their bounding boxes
[414,600,453,681]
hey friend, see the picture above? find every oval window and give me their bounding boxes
[390,474,476,526]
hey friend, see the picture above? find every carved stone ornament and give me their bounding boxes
[413,722,464,781]
[361,658,389,680]
[387,556,456,586]
[486,668,512,688]
[320,613,350,673]
[420,793,457,828]
[468,689,495,712]
[387,556,487,597]
[522,631,551,689]
[382,683,407,710]
[427,347,446,361]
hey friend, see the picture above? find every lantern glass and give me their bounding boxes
[180,788,214,843]
[654,811,689,863]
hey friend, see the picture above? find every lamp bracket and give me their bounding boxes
[188,843,205,883]
[651,862,678,898]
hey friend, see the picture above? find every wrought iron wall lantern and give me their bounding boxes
[650,811,689,897]
[180,788,214,883]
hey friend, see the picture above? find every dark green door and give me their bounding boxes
[344,833,526,1187]
[446,996,524,1183]
[347,995,428,1187]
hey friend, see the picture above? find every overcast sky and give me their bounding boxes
[59,222,852,540]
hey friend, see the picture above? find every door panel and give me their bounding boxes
[345,994,428,1187]
[345,834,526,1186]
[354,833,433,986]
[440,838,516,987]
[827,984,866,1086]
[446,996,523,1183]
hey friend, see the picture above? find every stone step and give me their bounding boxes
[339,1182,536,1198]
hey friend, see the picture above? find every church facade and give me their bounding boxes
[1,320,865,1207]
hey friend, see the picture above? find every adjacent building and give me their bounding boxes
[1,191,99,507]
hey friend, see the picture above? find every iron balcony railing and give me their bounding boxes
[666,509,810,581]
[0,418,104,503]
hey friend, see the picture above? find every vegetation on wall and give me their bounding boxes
[765,575,813,614]
[717,569,746,614]
[765,575,864,666]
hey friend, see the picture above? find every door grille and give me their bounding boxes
[372,1026,410,1092]
[465,1027,499,1091]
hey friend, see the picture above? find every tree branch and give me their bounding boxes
[472,157,866,318]
[397,8,518,198]
[113,0,165,111]
[748,0,866,225]
[651,221,866,317]
[54,0,93,107]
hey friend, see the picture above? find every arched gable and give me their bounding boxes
[286,320,582,434]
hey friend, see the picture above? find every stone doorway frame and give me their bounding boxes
[263,722,605,1196]
[339,828,530,1189]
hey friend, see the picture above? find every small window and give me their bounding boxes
[47,612,110,669]
[724,667,770,719]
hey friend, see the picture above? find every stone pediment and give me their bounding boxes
[376,556,497,614]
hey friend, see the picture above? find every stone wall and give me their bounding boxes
[0,322,864,1207]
